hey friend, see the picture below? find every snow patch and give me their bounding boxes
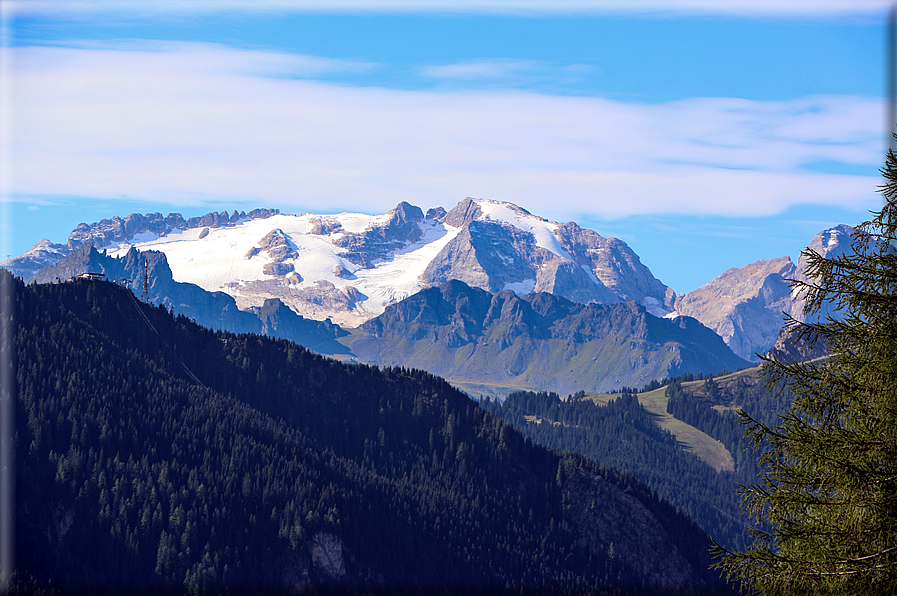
[504,279,536,295]
[641,296,671,318]
[109,212,463,319]
[474,199,573,261]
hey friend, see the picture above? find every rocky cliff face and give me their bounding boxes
[672,256,797,360]
[345,280,749,397]
[67,208,278,251]
[672,225,853,361]
[421,220,557,293]
[0,209,281,280]
[332,201,425,267]
[420,198,675,317]
[553,222,676,311]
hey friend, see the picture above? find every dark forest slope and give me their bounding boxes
[7,273,729,594]
[481,370,792,553]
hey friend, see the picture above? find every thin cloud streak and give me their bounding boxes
[5,0,894,18]
[5,42,882,223]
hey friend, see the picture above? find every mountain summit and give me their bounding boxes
[5,198,675,327]
[671,224,853,360]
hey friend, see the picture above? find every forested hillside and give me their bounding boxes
[482,372,792,551]
[8,272,728,594]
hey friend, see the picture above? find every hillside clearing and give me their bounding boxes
[587,387,736,473]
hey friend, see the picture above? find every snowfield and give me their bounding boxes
[108,212,464,321]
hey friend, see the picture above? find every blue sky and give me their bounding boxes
[0,0,891,293]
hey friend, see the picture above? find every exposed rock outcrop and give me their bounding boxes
[673,225,853,361]
[255,228,297,262]
[421,220,554,293]
[263,262,295,276]
[442,197,483,227]
[673,256,797,360]
[421,200,675,317]
[308,216,342,235]
[65,208,277,251]
[553,222,676,313]
[333,201,425,267]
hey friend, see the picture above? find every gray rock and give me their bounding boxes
[425,206,447,221]
[263,262,295,276]
[553,221,675,312]
[673,225,854,361]
[66,209,267,250]
[333,201,425,267]
[673,256,796,360]
[421,220,552,292]
[255,228,297,262]
[443,196,483,227]
[308,216,342,235]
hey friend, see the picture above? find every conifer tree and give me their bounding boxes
[713,150,897,594]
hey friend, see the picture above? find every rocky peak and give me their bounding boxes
[67,208,277,251]
[0,238,70,280]
[332,201,426,267]
[554,222,675,312]
[391,201,424,225]
[308,216,342,235]
[425,206,447,221]
[443,197,483,227]
[671,225,854,361]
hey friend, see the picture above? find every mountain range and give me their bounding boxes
[3,196,849,593]
[1,197,851,389]
[344,279,750,396]
[3,198,676,327]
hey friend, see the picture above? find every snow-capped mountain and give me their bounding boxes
[0,238,70,280]
[7,198,674,327]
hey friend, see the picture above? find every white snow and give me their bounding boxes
[352,220,461,312]
[335,212,391,234]
[474,199,573,261]
[825,228,846,249]
[130,230,161,244]
[640,296,671,318]
[503,279,536,295]
[108,213,463,319]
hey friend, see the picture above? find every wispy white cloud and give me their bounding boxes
[5,0,892,18]
[3,42,883,223]
[421,59,546,81]
[419,59,597,91]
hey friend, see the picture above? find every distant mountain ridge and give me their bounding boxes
[24,243,749,396]
[2,199,854,376]
[1,208,279,280]
[341,279,751,397]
